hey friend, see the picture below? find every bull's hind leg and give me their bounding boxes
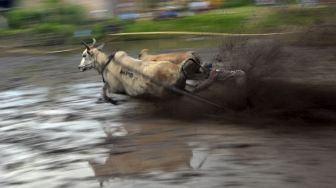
[96,83,118,105]
[181,59,199,79]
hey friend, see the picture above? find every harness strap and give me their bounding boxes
[101,54,115,83]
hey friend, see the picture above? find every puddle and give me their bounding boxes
[1,44,336,188]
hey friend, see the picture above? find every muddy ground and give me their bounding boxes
[0,39,336,188]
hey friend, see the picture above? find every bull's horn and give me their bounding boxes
[81,41,90,50]
[92,38,97,47]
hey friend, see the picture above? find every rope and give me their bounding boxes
[44,47,81,54]
[100,54,115,83]
[108,31,299,37]
[5,31,299,55]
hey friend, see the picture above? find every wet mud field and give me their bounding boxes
[1,43,336,188]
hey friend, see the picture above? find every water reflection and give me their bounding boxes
[1,48,336,188]
[1,82,336,188]
[89,120,215,187]
[0,84,120,188]
[89,121,210,187]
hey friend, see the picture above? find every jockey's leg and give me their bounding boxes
[190,69,246,93]
[190,69,219,93]
[216,69,246,86]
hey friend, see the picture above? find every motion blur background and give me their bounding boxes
[1,1,336,188]
[0,0,335,46]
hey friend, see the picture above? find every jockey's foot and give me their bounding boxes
[201,63,213,72]
[96,97,106,104]
[213,69,245,80]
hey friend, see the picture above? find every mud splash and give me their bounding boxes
[209,39,336,120]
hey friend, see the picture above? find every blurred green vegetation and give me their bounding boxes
[124,13,247,33]
[7,5,83,28]
[255,6,336,30]
[125,6,336,35]
[0,1,335,45]
[34,23,75,35]
[90,17,126,38]
[7,9,43,29]
[4,0,84,37]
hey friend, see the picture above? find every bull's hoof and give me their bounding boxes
[96,97,105,104]
[107,99,119,105]
[96,97,119,105]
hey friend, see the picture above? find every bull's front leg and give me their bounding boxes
[97,83,118,105]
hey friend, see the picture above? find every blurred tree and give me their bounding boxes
[209,0,223,8]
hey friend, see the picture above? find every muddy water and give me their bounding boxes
[1,46,336,188]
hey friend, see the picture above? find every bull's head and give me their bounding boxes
[78,38,104,72]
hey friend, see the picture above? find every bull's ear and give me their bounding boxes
[97,43,105,50]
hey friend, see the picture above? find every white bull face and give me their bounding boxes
[78,48,95,72]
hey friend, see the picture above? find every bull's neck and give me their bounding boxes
[94,51,109,74]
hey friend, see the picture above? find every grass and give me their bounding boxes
[122,6,265,34]
[254,6,336,31]
[124,12,248,33]
[0,28,33,35]
[0,23,75,37]
[123,5,336,34]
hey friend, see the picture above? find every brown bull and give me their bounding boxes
[138,49,206,78]
[138,48,246,92]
